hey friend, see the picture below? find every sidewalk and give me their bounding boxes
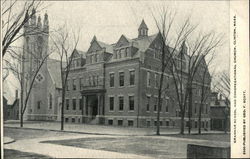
[4,120,225,136]
[4,134,150,158]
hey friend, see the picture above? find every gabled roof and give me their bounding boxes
[133,33,158,52]
[47,58,66,89]
[97,40,114,54]
[73,49,86,58]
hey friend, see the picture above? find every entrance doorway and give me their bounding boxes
[87,95,98,118]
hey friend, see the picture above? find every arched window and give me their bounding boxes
[49,93,53,109]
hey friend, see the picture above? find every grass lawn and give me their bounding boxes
[4,149,49,159]
[4,127,67,140]
[42,135,230,159]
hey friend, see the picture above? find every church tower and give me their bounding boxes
[138,19,148,38]
[22,9,50,120]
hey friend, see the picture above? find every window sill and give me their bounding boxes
[128,110,135,113]
[109,110,114,112]
[118,86,125,88]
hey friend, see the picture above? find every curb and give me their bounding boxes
[4,138,16,145]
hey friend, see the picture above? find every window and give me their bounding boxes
[79,98,83,110]
[147,71,151,87]
[128,120,134,126]
[147,121,150,127]
[93,76,96,86]
[146,96,150,111]
[37,101,41,109]
[72,99,76,110]
[65,118,69,122]
[125,48,129,57]
[195,121,198,128]
[119,96,124,111]
[72,79,77,90]
[119,72,124,87]
[202,121,204,128]
[166,103,169,112]
[194,103,197,114]
[166,121,169,126]
[154,97,157,112]
[66,99,69,110]
[155,73,159,88]
[72,118,75,123]
[108,119,113,125]
[118,120,123,126]
[109,97,114,111]
[129,96,134,111]
[129,70,135,85]
[121,48,125,58]
[160,121,163,126]
[154,121,157,126]
[49,93,52,109]
[110,73,114,87]
[80,78,84,90]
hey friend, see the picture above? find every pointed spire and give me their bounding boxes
[43,12,49,33]
[181,40,187,54]
[138,19,148,38]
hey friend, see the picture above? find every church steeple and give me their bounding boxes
[138,19,148,38]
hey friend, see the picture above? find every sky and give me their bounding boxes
[3,0,230,102]
[43,0,230,70]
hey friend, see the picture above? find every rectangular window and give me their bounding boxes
[72,118,75,123]
[154,97,157,112]
[72,79,76,90]
[147,121,150,127]
[65,118,69,123]
[155,73,159,88]
[79,98,83,110]
[128,120,134,126]
[118,120,123,126]
[195,121,198,128]
[129,96,134,111]
[129,70,135,85]
[194,103,197,114]
[66,99,69,110]
[109,73,114,87]
[119,72,124,87]
[154,121,157,126]
[109,97,114,111]
[108,119,113,125]
[147,71,151,87]
[166,99,169,112]
[37,101,41,109]
[66,80,70,91]
[80,78,84,90]
[202,121,204,128]
[146,96,150,111]
[119,96,124,111]
[72,99,76,110]
[160,121,163,126]
[166,121,169,126]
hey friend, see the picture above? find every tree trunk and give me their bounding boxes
[180,110,185,134]
[20,113,23,127]
[61,90,65,131]
[198,103,202,134]
[188,86,192,134]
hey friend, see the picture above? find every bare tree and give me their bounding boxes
[51,27,80,131]
[213,70,230,133]
[152,7,196,135]
[1,0,47,57]
[4,46,52,127]
[196,54,215,134]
